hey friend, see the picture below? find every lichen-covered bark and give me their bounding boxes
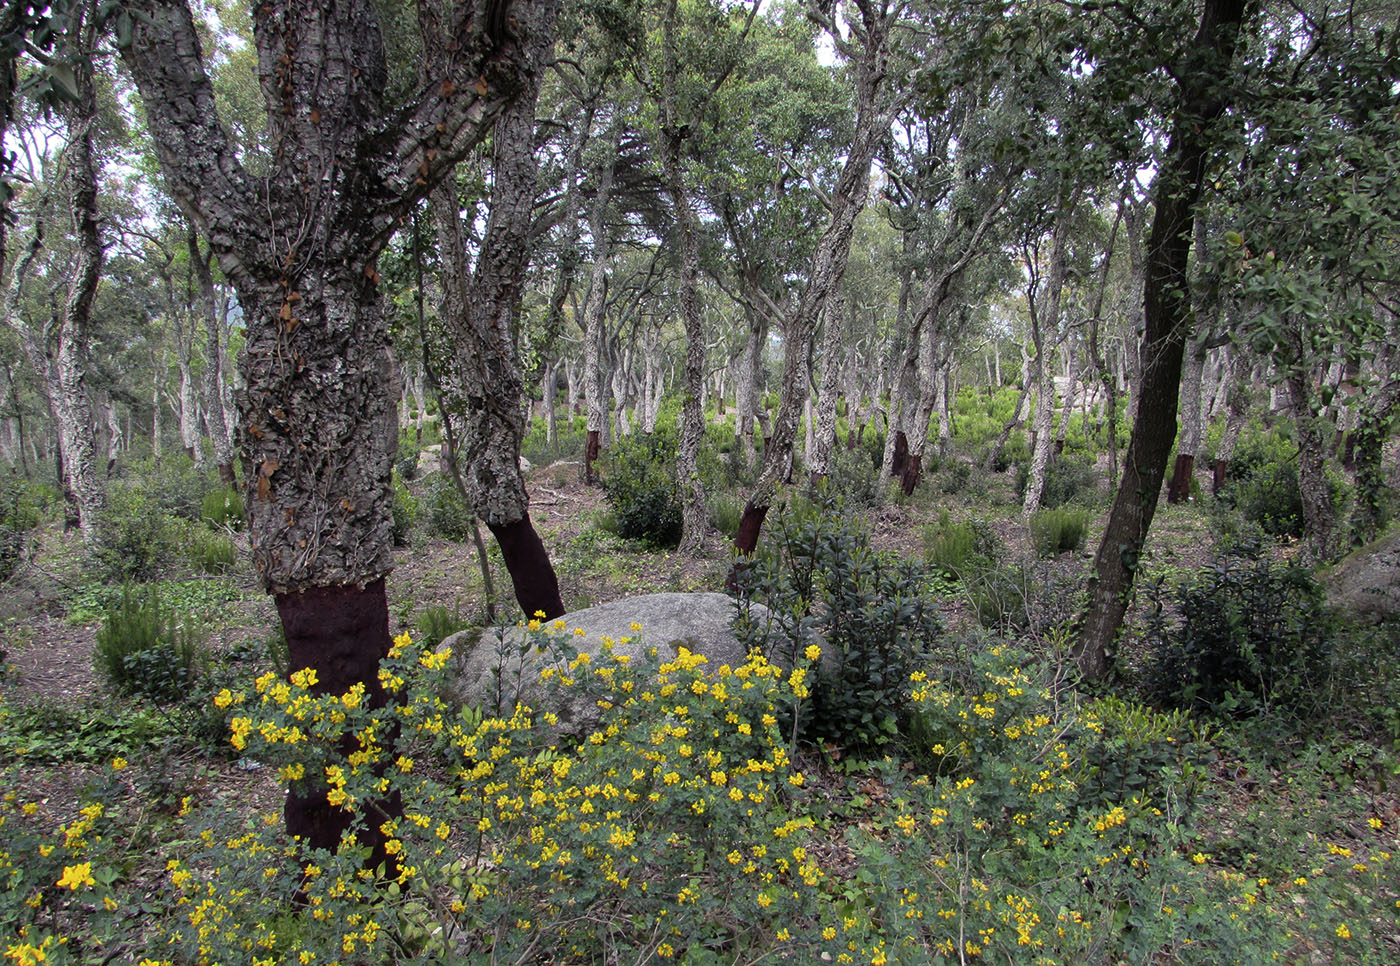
[122,0,560,851]
[54,33,104,540]
[428,72,562,618]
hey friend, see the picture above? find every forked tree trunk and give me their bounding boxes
[1077,0,1247,681]
[124,0,559,857]
[427,74,564,620]
[734,0,893,555]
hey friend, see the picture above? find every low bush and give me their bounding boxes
[922,512,1000,580]
[1144,553,1334,718]
[200,486,244,530]
[823,442,884,508]
[733,492,942,747]
[1030,506,1089,555]
[186,529,236,574]
[91,484,186,581]
[706,490,744,539]
[92,585,206,705]
[0,476,54,582]
[1016,453,1098,508]
[600,430,681,548]
[521,412,588,466]
[392,473,418,546]
[415,602,472,649]
[421,473,474,541]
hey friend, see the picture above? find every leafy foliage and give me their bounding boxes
[1030,506,1088,556]
[91,483,186,581]
[200,486,244,530]
[600,430,682,548]
[1144,553,1334,718]
[421,473,475,542]
[92,585,206,705]
[0,477,54,582]
[733,492,942,747]
[922,511,1000,580]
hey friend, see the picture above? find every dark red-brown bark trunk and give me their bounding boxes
[276,579,399,867]
[217,462,236,485]
[733,500,770,557]
[890,430,909,479]
[584,429,600,485]
[900,453,922,496]
[487,514,565,619]
[1167,453,1194,503]
[1212,458,1228,495]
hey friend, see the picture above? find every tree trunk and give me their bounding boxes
[1077,0,1248,681]
[1212,353,1250,494]
[808,289,845,485]
[189,228,236,483]
[1350,375,1399,545]
[428,76,564,620]
[124,0,560,855]
[53,41,104,540]
[735,1,893,554]
[1286,363,1337,560]
[1167,336,1207,503]
[579,131,619,486]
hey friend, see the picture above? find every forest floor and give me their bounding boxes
[3,457,1395,964]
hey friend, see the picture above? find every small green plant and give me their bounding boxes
[91,484,187,581]
[93,585,206,704]
[200,486,244,530]
[422,472,475,541]
[706,491,744,539]
[187,529,236,574]
[600,430,682,548]
[733,490,942,747]
[415,602,472,649]
[1030,506,1088,555]
[922,512,1000,579]
[0,476,53,582]
[392,472,418,546]
[1144,553,1334,718]
[1016,453,1098,508]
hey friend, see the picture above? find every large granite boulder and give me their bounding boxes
[1326,530,1400,625]
[444,592,775,731]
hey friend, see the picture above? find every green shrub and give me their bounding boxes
[0,476,54,582]
[1016,453,1098,508]
[965,564,1031,633]
[392,473,418,546]
[91,484,186,581]
[600,430,682,548]
[1075,694,1214,810]
[936,457,972,495]
[93,585,206,704]
[187,529,236,574]
[922,512,1000,580]
[1214,427,1316,538]
[120,453,214,521]
[1030,506,1089,555]
[824,442,884,508]
[422,473,474,541]
[415,602,471,649]
[984,432,1029,473]
[706,491,744,539]
[200,486,244,530]
[733,491,942,747]
[521,412,588,466]
[1144,553,1334,718]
